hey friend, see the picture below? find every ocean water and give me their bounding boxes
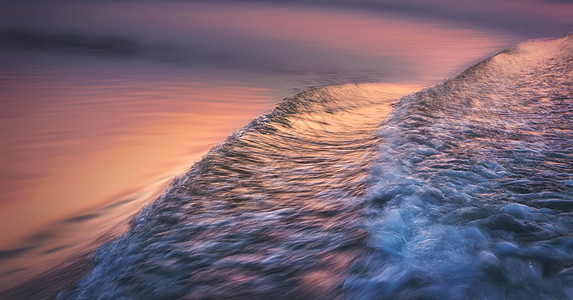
[57,34,572,299]
[0,0,527,295]
[1,0,572,298]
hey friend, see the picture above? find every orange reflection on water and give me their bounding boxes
[0,67,275,252]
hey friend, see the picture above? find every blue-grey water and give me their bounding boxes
[60,33,573,299]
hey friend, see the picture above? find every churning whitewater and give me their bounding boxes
[61,34,572,299]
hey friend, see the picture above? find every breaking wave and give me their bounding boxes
[61,33,572,299]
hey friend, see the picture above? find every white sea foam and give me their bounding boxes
[344,33,573,299]
[60,34,573,299]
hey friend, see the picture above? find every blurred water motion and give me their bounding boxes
[60,35,573,299]
[1,0,571,295]
[0,1,522,84]
[1,62,276,242]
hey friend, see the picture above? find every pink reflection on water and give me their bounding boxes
[135,2,516,82]
[1,1,520,84]
[0,64,275,251]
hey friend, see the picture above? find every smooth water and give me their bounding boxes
[59,34,572,299]
[0,61,277,293]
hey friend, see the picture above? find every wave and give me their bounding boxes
[345,33,573,299]
[60,33,572,299]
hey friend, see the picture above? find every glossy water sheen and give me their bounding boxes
[0,61,277,290]
[61,34,572,299]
